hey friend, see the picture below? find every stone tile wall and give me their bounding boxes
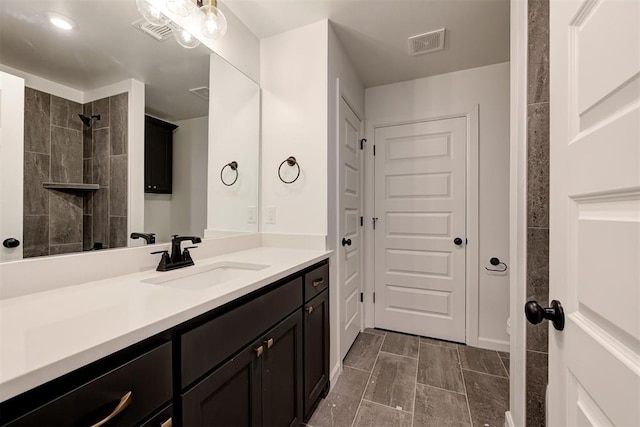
[526,0,550,425]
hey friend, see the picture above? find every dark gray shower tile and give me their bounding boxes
[526,351,548,427]
[527,103,549,228]
[83,159,93,185]
[527,322,548,353]
[24,87,51,154]
[23,152,50,215]
[92,128,110,186]
[109,155,127,216]
[420,336,459,349]
[413,384,471,427]
[417,344,464,393]
[92,97,110,129]
[527,0,549,104]
[83,214,93,251]
[363,352,417,412]
[49,191,82,245]
[353,401,412,427]
[381,331,419,358]
[307,366,370,427]
[51,127,83,183]
[110,93,128,155]
[92,188,109,248]
[458,346,507,377]
[109,216,127,249]
[23,244,49,258]
[463,370,509,427]
[23,215,49,247]
[51,95,82,130]
[50,243,83,255]
[527,228,549,304]
[83,191,93,215]
[343,332,384,371]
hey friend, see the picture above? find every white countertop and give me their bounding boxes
[0,247,331,401]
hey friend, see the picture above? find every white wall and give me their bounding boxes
[365,62,511,349]
[206,54,260,236]
[260,21,329,237]
[145,194,173,242]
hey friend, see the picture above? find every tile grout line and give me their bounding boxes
[497,351,510,377]
[350,336,384,427]
[361,398,413,415]
[418,382,467,396]
[411,342,419,427]
[378,349,419,360]
[460,367,509,379]
[458,346,474,427]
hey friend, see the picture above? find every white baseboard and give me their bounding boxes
[329,362,343,392]
[477,336,510,352]
[504,411,515,427]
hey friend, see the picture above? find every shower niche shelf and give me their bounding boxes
[43,182,100,192]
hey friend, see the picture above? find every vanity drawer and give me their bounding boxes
[6,342,172,427]
[304,262,329,302]
[181,276,303,388]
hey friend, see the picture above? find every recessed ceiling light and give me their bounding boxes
[47,12,75,30]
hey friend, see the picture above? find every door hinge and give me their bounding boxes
[360,292,364,302]
[360,138,367,150]
[372,217,378,229]
[360,216,364,227]
[373,145,376,156]
[373,292,376,303]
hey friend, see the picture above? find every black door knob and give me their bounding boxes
[453,237,463,246]
[342,238,352,247]
[525,300,565,331]
[3,238,20,248]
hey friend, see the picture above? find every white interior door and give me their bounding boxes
[549,0,640,424]
[374,117,466,342]
[339,97,363,359]
[0,71,24,261]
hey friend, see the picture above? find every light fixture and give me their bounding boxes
[166,0,196,17]
[136,0,169,26]
[171,22,201,49]
[199,0,227,40]
[47,12,75,30]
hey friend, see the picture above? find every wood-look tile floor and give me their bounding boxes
[307,329,509,427]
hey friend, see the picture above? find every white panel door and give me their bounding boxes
[374,117,466,342]
[0,72,24,261]
[549,0,640,425]
[339,97,363,359]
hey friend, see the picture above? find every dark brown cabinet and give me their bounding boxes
[303,289,329,420]
[144,115,177,194]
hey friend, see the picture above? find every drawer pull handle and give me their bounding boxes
[306,305,314,314]
[312,279,324,287]
[160,417,172,427]
[90,391,132,427]
[255,345,264,357]
[264,338,274,349]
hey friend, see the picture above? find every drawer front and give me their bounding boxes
[7,342,172,427]
[304,263,329,302]
[181,277,303,388]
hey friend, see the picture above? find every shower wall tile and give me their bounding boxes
[23,244,49,258]
[526,228,549,305]
[526,351,548,427]
[51,127,83,183]
[83,191,93,215]
[50,243,83,255]
[110,155,128,217]
[23,152,50,215]
[110,93,128,155]
[528,0,549,104]
[527,103,550,228]
[83,214,93,250]
[49,191,82,245]
[24,87,51,154]
[83,159,93,185]
[92,188,110,248]
[92,128,111,186]
[92,97,110,129]
[109,216,128,248]
[51,95,82,131]
[23,215,49,247]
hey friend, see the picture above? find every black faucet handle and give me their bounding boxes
[184,246,198,250]
[183,246,198,263]
[150,250,169,255]
[151,250,172,271]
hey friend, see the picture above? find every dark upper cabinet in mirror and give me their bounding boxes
[145,115,178,194]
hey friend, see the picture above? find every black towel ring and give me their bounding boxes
[220,161,239,186]
[278,156,300,184]
[485,257,508,272]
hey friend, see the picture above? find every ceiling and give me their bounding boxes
[224,0,510,87]
[0,0,212,121]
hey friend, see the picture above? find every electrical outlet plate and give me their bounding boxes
[266,206,276,224]
[247,206,257,224]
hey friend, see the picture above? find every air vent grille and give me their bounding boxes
[132,18,173,41]
[408,29,446,56]
[189,87,210,101]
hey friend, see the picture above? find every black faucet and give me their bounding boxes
[151,235,202,272]
[130,232,156,244]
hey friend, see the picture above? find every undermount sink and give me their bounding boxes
[141,262,270,290]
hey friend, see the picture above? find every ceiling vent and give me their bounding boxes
[132,18,173,41]
[189,87,210,101]
[408,29,446,56]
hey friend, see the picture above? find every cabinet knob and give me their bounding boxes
[264,338,274,349]
[254,345,264,357]
[306,305,314,314]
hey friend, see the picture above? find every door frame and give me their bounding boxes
[363,106,479,347]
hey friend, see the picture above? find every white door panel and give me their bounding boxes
[339,98,363,360]
[374,117,466,342]
[549,0,640,424]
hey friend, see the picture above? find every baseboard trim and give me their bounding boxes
[329,362,343,392]
[505,411,515,427]
[477,336,510,352]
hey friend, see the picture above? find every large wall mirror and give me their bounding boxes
[0,0,260,262]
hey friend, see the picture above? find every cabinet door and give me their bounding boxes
[303,289,329,420]
[262,310,303,427]
[144,116,176,194]
[181,342,263,427]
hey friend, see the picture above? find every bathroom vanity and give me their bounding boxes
[0,249,330,426]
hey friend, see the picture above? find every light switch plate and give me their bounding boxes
[266,206,276,224]
[247,206,257,224]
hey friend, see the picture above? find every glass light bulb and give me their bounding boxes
[166,0,195,17]
[173,24,200,49]
[136,0,169,26]
[199,4,227,39]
